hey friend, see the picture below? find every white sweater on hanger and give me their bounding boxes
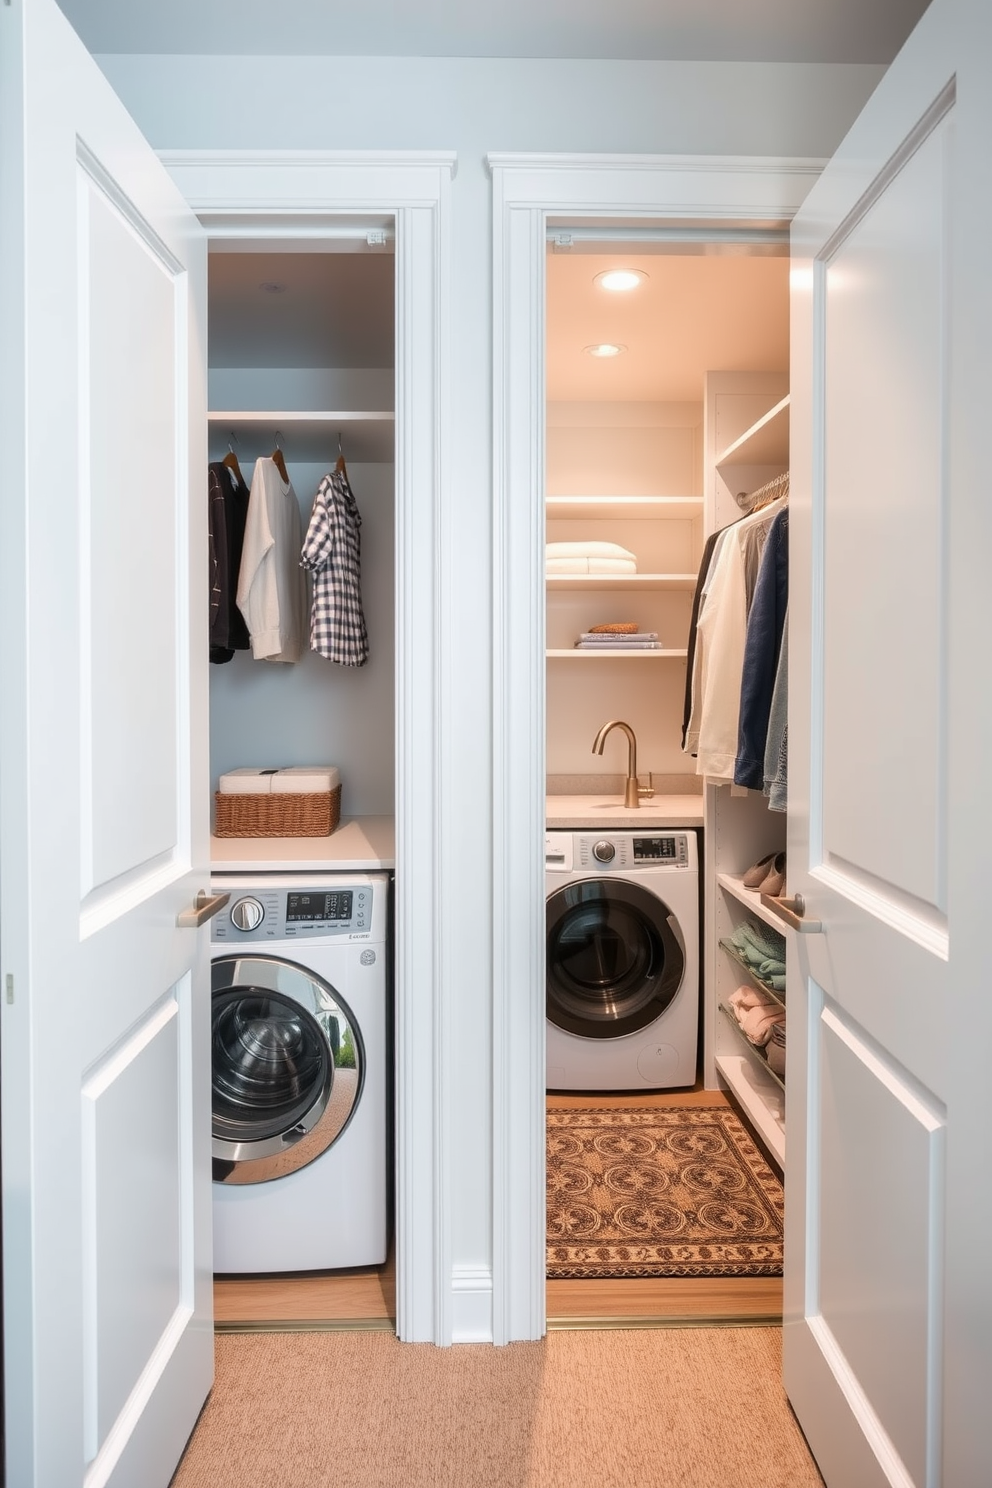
[692,498,785,781]
[236,456,307,663]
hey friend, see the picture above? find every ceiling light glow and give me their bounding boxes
[595,269,646,293]
[584,342,627,358]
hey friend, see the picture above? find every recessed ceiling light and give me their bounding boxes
[594,269,646,293]
[259,281,287,294]
[584,343,627,358]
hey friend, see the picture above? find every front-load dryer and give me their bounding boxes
[546,830,699,1091]
[209,871,390,1273]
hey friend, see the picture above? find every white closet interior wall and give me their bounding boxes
[206,245,396,817]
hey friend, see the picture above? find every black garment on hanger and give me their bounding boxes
[208,460,251,663]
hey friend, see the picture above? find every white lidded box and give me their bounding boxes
[214,767,342,837]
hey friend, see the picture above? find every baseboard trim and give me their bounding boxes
[451,1267,494,1343]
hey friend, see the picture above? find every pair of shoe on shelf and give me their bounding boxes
[743,850,786,897]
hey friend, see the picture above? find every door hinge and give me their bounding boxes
[366,229,387,248]
[5,974,13,1004]
[552,233,573,251]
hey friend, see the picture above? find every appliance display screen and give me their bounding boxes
[285,891,353,923]
[633,837,676,861]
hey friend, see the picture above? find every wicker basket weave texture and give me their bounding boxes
[214,785,342,838]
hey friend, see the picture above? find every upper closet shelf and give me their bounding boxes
[209,411,395,464]
[546,496,703,520]
[714,395,789,470]
[546,573,697,591]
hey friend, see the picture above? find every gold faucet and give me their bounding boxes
[592,719,641,808]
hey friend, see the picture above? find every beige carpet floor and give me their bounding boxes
[171,1328,823,1488]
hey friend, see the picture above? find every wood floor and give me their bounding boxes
[215,1085,783,1332]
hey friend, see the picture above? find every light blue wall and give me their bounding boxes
[96,49,884,1312]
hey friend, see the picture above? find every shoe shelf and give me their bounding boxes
[718,938,786,1009]
[716,871,790,934]
[712,1048,786,1168]
[718,1002,786,1095]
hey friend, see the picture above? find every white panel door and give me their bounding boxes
[786,0,991,1483]
[0,2,212,1486]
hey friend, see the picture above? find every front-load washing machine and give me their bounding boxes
[546,830,699,1090]
[209,871,390,1273]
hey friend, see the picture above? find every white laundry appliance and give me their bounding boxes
[209,871,390,1273]
[546,830,699,1090]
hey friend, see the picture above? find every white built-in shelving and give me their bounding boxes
[546,648,688,659]
[546,495,703,521]
[208,410,395,464]
[546,573,697,591]
[704,374,790,1171]
[714,394,789,470]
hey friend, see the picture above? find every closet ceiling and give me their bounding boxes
[58,0,927,63]
[208,252,394,368]
[546,253,789,403]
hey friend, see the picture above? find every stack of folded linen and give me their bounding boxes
[725,920,787,990]
[546,541,637,574]
[728,985,786,1047]
[575,631,661,649]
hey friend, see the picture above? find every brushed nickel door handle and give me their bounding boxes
[759,891,823,934]
[177,890,231,928]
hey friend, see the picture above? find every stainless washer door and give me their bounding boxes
[211,954,364,1185]
[546,877,686,1039]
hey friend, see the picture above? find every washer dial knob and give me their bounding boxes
[231,896,264,932]
[592,840,616,863]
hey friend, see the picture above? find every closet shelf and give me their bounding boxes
[715,395,789,470]
[713,1052,786,1168]
[546,648,688,659]
[546,495,703,520]
[208,410,395,464]
[718,938,786,1009]
[546,573,697,591]
[717,871,790,934]
[718,1003,785,1095]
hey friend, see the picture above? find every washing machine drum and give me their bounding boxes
[211,954,364,1185]
[546,878,686,1039]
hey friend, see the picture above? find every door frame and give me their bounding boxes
[161,150,455,1344]
[489,152,824,1341]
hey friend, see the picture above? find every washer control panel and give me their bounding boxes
[212,883,374,941]
[546,832,692,871]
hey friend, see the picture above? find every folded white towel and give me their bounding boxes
[546,541,636,561]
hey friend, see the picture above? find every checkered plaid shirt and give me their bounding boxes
[300,468,369,666]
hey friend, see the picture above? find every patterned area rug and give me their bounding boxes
[547,1106,784,1279]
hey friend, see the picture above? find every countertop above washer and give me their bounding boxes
[211,815,395,872]
[546,794,704,829]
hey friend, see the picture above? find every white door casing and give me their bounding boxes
[128,150,456,1345]
[490,153,824,1343]
[787,1,992,1483]
[0,2,211,1485]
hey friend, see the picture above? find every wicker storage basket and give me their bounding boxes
[214,784,341,838]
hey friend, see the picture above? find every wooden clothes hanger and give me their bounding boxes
[222,434,245,490]
[736,469,789,515]
[334,431,347,478]
[271,431,289,484]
